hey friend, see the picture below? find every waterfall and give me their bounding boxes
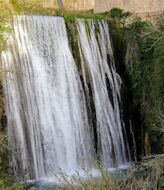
[1,16,130,180]
[76,19,128,166]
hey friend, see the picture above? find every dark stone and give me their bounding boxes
[1,110,7,128]
[109,23,143,161]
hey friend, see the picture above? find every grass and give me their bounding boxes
[25,155,164,190]
[50,155,164,190]
[0,157,163,190]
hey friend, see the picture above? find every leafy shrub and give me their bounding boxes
[125,16,164,150]
[109,8,131,20]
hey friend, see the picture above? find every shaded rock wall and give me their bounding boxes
[0,83,7,131]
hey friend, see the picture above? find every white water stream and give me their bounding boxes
[1,16,130,181]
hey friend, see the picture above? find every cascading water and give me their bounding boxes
[76,19,129,166]
[1,16,131,181]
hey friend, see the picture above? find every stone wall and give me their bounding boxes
[62,0,94,11]
[94,0,164,14]
[45,0,164,14]
[45,0,94,11]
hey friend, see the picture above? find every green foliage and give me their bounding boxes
[65,20,82,74]
[109,8,131,20]
[0,132,23,190]
[0,2,163,185]
[0,0,12,52]
[0,132,8,179]
[0,0,106,53]
[10,0,56,15]
[0,3,134,54]
[58,155,164,190]
[64,13,77,22]
[125,18,153,105]
[10,0,20,13]
[63,11,104,22]
[125,16,164,146]
[0,178,23,190]
[150,38,164,141]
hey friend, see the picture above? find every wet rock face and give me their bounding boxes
[0,83,7,131]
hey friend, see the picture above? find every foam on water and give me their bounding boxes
[26,164,130,188]
[1,16,131,181]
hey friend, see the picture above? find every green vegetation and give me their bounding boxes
[0,3,163,189]
[0,0,13,52]
[125,16,164,154]
[109,8,131,19]
[51,155,164,190]
[0,132,24,189]
[63,11,104,22]
[106,7,163,155]
[0,1,104,54]
[0,3,131,53]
